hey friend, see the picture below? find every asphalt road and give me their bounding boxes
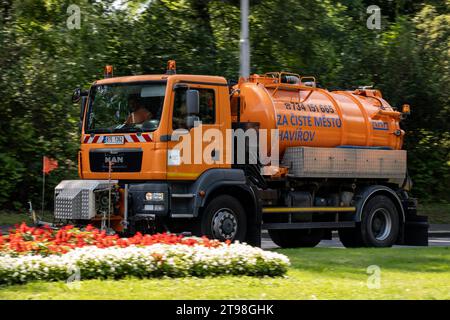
[261,231,450,249]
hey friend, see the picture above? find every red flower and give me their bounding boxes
[0,223,226,256]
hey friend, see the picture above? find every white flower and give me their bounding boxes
[0,242,290,285]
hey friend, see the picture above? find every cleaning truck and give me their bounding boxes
[54,62,428,247]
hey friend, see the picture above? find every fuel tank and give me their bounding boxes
[231,73,404,156]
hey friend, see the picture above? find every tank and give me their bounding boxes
[232,72,404,156]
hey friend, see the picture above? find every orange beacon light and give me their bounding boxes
[104,65,114,78]
[166,60,176,75]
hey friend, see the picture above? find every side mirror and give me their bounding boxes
[79,96,87,133]
[72,87,88,103]
[186,89,199,115]
[73,88,88,132]
[80,96,87,120]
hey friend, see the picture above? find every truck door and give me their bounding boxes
[166,83,224,180]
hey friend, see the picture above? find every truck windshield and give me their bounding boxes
[85,81,166,133]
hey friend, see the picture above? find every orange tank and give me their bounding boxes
[232,72,404,156]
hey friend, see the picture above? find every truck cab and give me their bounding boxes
[80,73,231,181]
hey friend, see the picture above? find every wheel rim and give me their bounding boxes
[370,208,392,241]
[211,208,238,240]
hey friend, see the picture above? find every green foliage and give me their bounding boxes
[0,0,448,208]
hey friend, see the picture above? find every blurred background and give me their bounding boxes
[0,0,448,213]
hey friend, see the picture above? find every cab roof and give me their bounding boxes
[95,74,228,86]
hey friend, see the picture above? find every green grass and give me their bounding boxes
[0,247,449,300]
[418,203,450,224]
[0,211,32,225]
[0,211,53,226]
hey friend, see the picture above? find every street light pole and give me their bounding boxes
[240,0,250,78]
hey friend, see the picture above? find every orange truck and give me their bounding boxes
[54,62,428,247]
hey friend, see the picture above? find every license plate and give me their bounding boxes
[103,136,125,144]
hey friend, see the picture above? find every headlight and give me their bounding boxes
[152,193,164,201]
[145,192,164,201]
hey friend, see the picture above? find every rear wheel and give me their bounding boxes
[268,229,323,248]
[360,195,399,247]
[201,195,247,242]
[339,195,400,248]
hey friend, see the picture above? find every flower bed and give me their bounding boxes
[0,224,290,285]
[0,223,222,256]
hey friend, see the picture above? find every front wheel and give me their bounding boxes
[201,195,247,242]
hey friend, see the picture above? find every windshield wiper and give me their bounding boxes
[87,126,145,134]
[112,126,143,133]
[86,128,113,134]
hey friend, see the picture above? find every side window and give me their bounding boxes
[173,88,216,130]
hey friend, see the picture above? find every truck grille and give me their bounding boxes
[89,148,142,172]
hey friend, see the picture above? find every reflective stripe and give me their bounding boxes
[83,133,153,143]
[262,207,356,213]
[167,172,200,179]
[137,135,146,142]
[124,135,133,143]
[131,135,140,143]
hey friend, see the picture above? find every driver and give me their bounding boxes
[125,96,152,125]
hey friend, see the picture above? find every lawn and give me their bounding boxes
[0,211,52,226]
[0,247,449,300]
[0,212,32,225]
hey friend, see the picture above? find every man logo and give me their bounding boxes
[105,156,123,164]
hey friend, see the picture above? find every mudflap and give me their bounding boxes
[404,215,429,246]
[246,217,262,247]
[245,203,262,247]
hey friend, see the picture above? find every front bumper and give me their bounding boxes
[128,183,169,217]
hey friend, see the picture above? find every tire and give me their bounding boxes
[359,195,400,247]
[268,229,323,248]
[201,195,247,242]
